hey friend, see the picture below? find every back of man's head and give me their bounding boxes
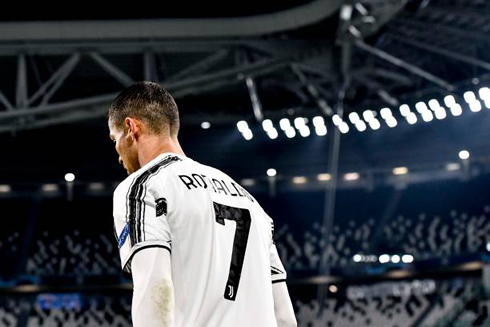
[108,81,180,137]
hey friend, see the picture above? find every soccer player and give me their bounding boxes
[108,81,297,327]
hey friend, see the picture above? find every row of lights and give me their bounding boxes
[1,154,469,194]
[235,86,490,140]
[353,254,415,264]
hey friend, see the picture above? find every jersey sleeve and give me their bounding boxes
[113,175,172,275]
[268,217,287,283]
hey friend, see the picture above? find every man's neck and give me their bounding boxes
[138,135,185,168]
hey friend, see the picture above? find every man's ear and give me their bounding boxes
[124,117,140,140]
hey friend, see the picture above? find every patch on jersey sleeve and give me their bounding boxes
[156,198,168,216]
[118,224,130,249]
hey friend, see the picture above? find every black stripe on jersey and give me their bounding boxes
[272,279,287,284]
[123,244,172,274]
[271,266,284,275]
[126,155,181,246]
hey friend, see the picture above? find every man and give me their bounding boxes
[108,81,297,327]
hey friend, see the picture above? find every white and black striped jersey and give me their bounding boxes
[113,152,287,327]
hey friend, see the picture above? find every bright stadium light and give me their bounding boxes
[379,254,390,264]
[469,101,482,112]
[348,112,360,124]
[450,104,463,116]
[428,99,441,111]
[355,120,367,132]
[434,108,447,120]
[406,112,418,125]
[344,172,360,181]
[399,104,411,116]
[363,110,374,122]
[353,254,362,262]
[294,117,307,129]
[237,120,249,133]
[267,128,279,139]
[242,129,253,140]
[0,185,11,193]
[262,119,273,131]
[386,117,397,128]
[444,95,456,107]
[393,167,408,175]
[380,107,393,119]
[317,173,331,181]
[315,125,327,136]
[279,118,291,130]
[446,162,461,171]
[402,254,414,263]
[312,116,325,127]
[463,91,477,103]
[459,150,470,160]
[292,176,307,184]
[241,179,255,187]
[332,114,342,126]
[391,255,400,263]
[369,119,381,130]
[415,102,428,113]
[201,121,211,129]
[266,168,277,177]
[285,127,296,138]
[65,173,75,182]
[299,126,311,137]
[421,111,434,122]
[339,122,350,134]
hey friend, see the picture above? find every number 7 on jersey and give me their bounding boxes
[213,202,252,301]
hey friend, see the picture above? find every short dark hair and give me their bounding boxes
[108,81,180,136]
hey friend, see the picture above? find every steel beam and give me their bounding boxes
[89,52,134,87]
[16,55,28,108]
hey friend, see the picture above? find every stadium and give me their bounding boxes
[0,0,490,325]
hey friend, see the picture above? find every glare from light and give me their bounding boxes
[386,117,397,128]
[444,95,456,107]
[434,108,447,120]
[486,242,490,252]
[415,102,428,113]
[279,118,291,130]
[402,254,414,263]
[355,121,367,132]
[241,179,255,186]
[478,87,490,101]
[315,125,327,136]
[459,150,470,160]
[201,121,211,129]
[292,176,307,184]
[427,99,440,111]
[446,163,461,171]
[294,117,307,129]
[267,128,279,139]
[65,173,75,182]
[0,185,11,193]
[348,112,360,124]
[299,126,311,137]
[450,104,463,116]
[463,91,476,103]
[391,255,400,263]
[379,254,390,264]
[242,129,253,140]
[312,116,325,127]
[88,182,105,191]
[344,172,360,181]
[469,101,482,112]
[332,114,342,126]
[393,167,408,175]
[266,168,277,177]
[406,112,417,125]
[285,127,296,138]
[369,119,381,130]
[353,254,362,262]
[42,184,59,192]
[363,110,374,121]
[421,111,434,122]
[317,173,331,181]
[399,104,411,117]
[328,285,338,293]
[380,107,393,119]
[262,119,273,131]
[339,122,349,134]
[237,120,248,133]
